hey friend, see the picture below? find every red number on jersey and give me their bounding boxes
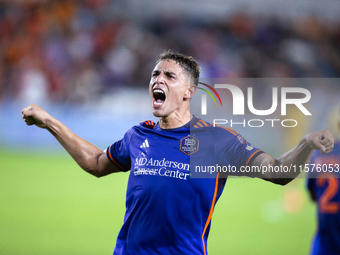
[317,173,340,214]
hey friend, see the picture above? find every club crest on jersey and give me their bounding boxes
[237,134,246,144]
[180,135,199,155]
[237,134,254,150]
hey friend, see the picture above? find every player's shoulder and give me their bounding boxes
[139,120,156,129]
[126,120,158,135]
[122,120,156,138]
[192,118,239,137]
[127,120,156,129]
[120,120,156,143]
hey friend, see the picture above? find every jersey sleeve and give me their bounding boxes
[106,127,136,172]
[213,127,264,176]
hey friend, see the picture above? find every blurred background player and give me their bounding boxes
[307,108,340,255]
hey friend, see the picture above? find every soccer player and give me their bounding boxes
[22,51,334,255]
[307,118,340,255]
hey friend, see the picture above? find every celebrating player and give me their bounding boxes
[22,51,334,255]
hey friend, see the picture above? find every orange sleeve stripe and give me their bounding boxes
[202,173,220,255]
[142,120,155,127]
[191,120,238,136]
[223,127,239,136]
[198,119,209,127]
[107,145,124,170]
[244,150,262,168]
[196,122,204,128]
[215,125,239,136]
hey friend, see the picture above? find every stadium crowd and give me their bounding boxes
[0,0,339,106]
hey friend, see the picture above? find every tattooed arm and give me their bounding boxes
[250,130,334,185]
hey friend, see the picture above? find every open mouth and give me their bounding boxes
[153,88,166,108]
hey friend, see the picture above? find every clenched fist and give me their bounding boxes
[22,104,52,129]
[306,130,334,154]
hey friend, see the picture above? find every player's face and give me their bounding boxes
[149,60,192,118]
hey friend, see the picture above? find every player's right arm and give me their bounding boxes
[251,130,334,185]
[22,104,120,177]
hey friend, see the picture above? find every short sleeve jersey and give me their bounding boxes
[307,141,340,255]
[107,117,263,255]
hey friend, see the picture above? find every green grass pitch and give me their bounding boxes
[0,149,316,254]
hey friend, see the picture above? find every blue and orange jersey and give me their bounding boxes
[307,141,340,255]
[106,116,263,255]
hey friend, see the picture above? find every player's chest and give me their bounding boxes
[128,131,216,181]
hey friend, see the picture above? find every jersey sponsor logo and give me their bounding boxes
[180,135,199,155]
[140,139,149,148]
[133,153,190,180]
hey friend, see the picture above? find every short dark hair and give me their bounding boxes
[156,50,201,85]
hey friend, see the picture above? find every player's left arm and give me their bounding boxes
[250,130,334,185]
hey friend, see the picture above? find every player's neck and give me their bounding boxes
[158,111,193,129]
